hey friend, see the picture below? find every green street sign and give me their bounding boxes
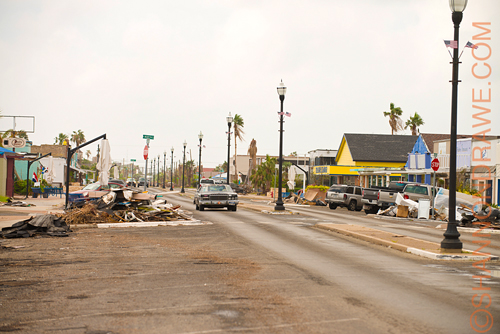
[143,134,154,140]
[131,159,136,162]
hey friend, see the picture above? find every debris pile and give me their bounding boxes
[281,190,326,206]
[458,205,500,228]
[61,189,193,225]
[1,215,70,238]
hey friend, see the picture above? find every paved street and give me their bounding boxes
[1,190,499,333]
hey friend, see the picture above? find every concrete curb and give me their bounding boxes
[457,226,500,234]
[97,219,204,228]
[315,223,499,261]
[373,214,438,224]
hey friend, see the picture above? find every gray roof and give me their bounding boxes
[343,134,418,163]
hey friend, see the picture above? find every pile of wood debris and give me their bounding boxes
[61,189,193,225]
[60,201,192,225]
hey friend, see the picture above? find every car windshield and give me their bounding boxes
[328,186,346,193]
[83,183,101,190]
[200,185,231,193]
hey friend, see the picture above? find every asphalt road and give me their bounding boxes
[1,190,499,333]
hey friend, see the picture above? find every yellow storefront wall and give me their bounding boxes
[314,162,406,176]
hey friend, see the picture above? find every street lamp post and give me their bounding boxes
[181,141,187,193]
[170,147,174,191]
[441,0,467,252]
[153,158,156,187]
[226,113,233,185]
[198,131,204,187]
[157,155,160,187]
[275,80,287,211]
[163,151,166,189]
[151,159,154,187]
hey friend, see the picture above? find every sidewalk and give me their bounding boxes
[0,196,65,229]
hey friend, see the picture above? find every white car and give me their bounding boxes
[194,184,239,211]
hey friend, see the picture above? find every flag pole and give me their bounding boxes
[458,46,465,59]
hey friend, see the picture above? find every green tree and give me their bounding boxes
[54,133,69,145]
[405,112,424,136]
[250,155,277,194]
[383,103,404,135]
[233,114,244,183]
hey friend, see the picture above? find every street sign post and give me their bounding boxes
[431,158,440,220]
[431,158,440,171]
[131,159,136,162]
[143,134,154,140]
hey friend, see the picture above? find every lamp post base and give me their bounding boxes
[440,221,463,251]
[274,202,285,211]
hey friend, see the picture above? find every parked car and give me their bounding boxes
[325,185,363,211]
[402,184,437,202]
[362,181,412,214]
[126,178,136,187]
[194,184,239,211]
[200,179,215,185]
[68,181,125,203]
[137,178,149,187]
[109,179,127,187]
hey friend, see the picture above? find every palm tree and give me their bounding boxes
[54,133,69,145]
[383,103,404,135]
[1,129,29,140]
[246,139,257,185]
[71,129,86,147]
[405,112,425,136]
[233,114,245,183]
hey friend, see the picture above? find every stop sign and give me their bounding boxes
[143,145,149,160]
[431,158,440,171]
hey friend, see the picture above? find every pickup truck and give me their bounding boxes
[362,181,412,214]
[402,184,437,202]
[325,185,363,211]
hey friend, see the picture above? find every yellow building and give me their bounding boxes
[313,134,417,186]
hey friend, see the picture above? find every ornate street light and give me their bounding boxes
[151,159,154,187]
[163,150,166,188]
[157,155,160,187]
[198,131,204,187]
[275,80,287,211]
[441,0,467,252]
[181,140,187,193]
[170,147,174,191]
[226,113,233,185]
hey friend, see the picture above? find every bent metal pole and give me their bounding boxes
[65,134,106,209]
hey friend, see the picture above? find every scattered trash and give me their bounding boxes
[1,200,35,207]
[1,215,70,238]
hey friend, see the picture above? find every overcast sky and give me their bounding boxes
[1,0,498,168]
